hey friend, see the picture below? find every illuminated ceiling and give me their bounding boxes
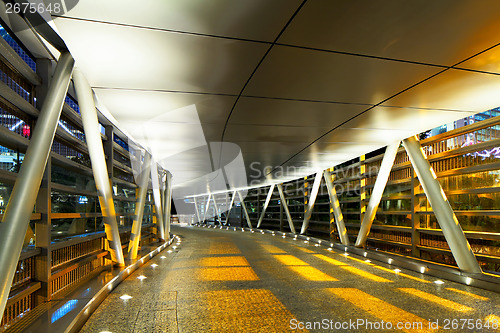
[14,1,500,195]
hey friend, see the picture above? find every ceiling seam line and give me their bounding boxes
[263,67,452,179]
[52,15,273,46]
[263,40,500,180]
[220,0,309,144]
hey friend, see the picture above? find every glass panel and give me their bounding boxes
[51,191,98,213]
[52,217,104,241]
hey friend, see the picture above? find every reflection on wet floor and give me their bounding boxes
[80,225,500,333]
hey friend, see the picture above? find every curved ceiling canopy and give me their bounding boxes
[46,0,500,196]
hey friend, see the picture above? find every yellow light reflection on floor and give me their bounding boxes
[200,256,250,267]
[398,288,473,312]
[261,244,286,254]
[371,265,430,283]
[445,288,488,301]
[204,289,307,332]
[339,253,430,283]
[316,254,391,282]
[273,255,338,281]
[198,267,259,281]
[328,288,431,333]
[341,266,392,283]
[289,266,338,281]
[208,243,241,254]
[344,255,375,266]
[314,254,348,266]
[296,247,316,253]
[273,255,308,266]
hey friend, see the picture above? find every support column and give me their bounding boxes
[237,191,253,228]
[300,171,322,234]
[203,193,211,223]
[73,68,125,265]
[193,196,201,224]
[403,136,481,274]
[324,170,349,245]
[355,143,399,247]
[226,191,236,225]
[212,195,222,225]
[257,184,275,228]
[277,184,296,233]
[0,52,74,318]
[127,153,152,260]
[150,162,165,240]
[164,171,173,237]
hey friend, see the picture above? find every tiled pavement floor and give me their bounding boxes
[81,225,500,332]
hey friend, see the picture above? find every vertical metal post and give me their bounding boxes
[164,171,173,237]
[0,52,74,318]
[257,184,275,228]
[277,184,296,233]
[324,170,349,245]
[355,143,399,247]
[300,172,322,234]
[150,162,165,240]
[237,191,253,228]
[34,159,51,304]
[127,153,152,260]
[203,193,212,223]
[212,195,222,225]
[193,196,201,224]
[403,136,482,273]
[226,191,236,225]
[411,169,421,258]
[73,68,125,265]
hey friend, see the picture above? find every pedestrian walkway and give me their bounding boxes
[81,225,500,332]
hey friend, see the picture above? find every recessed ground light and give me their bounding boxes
[394,269,401,273]
[120,295,132,300]
[251,230,255,233]
[315,244,320,247]
[434,280,445,285]
[137,275,147,280]
[99,331,113,333]
[304,241,309,244]
[151,264,158,268]
[282,235,286,238]
[365,260,371,263]
[173,246,177,249]
[160,256,166,259]
[343,253,349,257]
[167,250,172,253]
